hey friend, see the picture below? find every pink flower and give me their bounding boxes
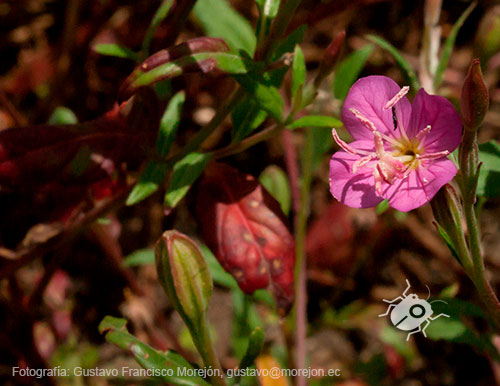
[329,76,462,212]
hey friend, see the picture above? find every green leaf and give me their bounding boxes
[271,24,307,62]
[67,146,91,177]
[256,0,280,19]
[142,0,175,55]
[48,106,78,125]
[425,317,466,340]
[439,283,460,298]
[231,98,268,143]
[434,1,477,90]
[380,326,416,363]
[200,244,238,289]
[268,25,307,86]
[259,165,291,215]
[477,140,500,197]
[310,126,334,173]
[435,223,460,265]
[99,315,127,332]
[333,45,374,101]
[366,35,420,91]
[123,248,155,267]
[291,45,306,104]
[158,91,185,156]
[231,291,262,360]
[126,91,186,206]
[376,200,390,215]
[164,152,211,208]
[193,0,256,55]
[230,26,304,141]
[233,75,284,122]
[126,161,168,205]
[238,327,265,371]
[154,79,173,100]
[93,43,138,60]
[99,316,210,386]
[287,115,342,130]
[124,52,254,98]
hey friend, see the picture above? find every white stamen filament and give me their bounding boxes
[331,129,370,156]
[416,125,432,143]
[384,86,410,110]
[349,108,400,147]
[416,150,449,161]
[353,154,375,173]
[349,108,378,132]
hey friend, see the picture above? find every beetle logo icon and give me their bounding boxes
[379,279,449,341]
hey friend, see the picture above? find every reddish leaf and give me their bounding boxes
[196,163,295,314]
[0,91,157,251]
[384,345,405,379]
[306,202,355,275]
[306,202,382,277]
[119,37,230,101]
[0,90,159,191]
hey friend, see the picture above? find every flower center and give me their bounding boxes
[391,138,422,168]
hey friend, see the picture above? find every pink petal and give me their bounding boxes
[381,158,457,212]
[407,88,462,153]
[342,76,411,141]
[329,141,383,209]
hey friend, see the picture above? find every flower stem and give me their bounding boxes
[457,126,500,331]
[463,195,500,331]
[284,128,314,386]
[194,317,227,386]
[213,123,281,159]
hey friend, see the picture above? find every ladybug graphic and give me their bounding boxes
[379,279,450,341]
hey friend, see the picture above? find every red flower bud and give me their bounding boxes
[461,59,489,131]
[196,163,295,314]
[315,30,346,87]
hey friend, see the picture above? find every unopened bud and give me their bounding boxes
[155,230,212,330]
[314,30,346,87]
[475,6,500,66]
[431,183,463,232]
[461,59,489,131]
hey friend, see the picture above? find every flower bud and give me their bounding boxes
[431,183,463,232]
[460,59,489,131]
[155,230,212,330]
[314,30,346,87]
[475,6,500,66]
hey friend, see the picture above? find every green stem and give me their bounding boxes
[463,197,500,332]
[159,87,246,167]
[213,123,280,159]
[194,317,227,386]
[457,128,500,332]
[140,0,175,60]
[256,0,303,61]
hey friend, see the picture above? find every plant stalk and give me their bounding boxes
[194,317,227,386]
[284,127,314,386]
[463,193,500,332]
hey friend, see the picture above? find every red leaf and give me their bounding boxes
[0,90,159,190]
[306,202,355,275]
[119,37,230,101]
[0,91,157,250]
[196,163,295,314]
